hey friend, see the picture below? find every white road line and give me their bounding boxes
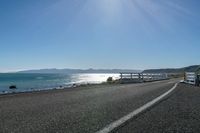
[167,81,175,84]
[96,83,178,133]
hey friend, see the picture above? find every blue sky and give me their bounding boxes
[0,0,200,72]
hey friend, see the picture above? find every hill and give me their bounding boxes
[18,68,142,74]
[143,65,200,73]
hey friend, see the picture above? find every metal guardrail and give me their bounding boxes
[119,73,168,83]
[184,72,196,85]
[184,72,200,86]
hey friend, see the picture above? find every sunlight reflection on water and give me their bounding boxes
[0,73,120,93]
[70,73,120,84]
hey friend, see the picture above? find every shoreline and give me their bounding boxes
[0,82,114,97]
[0,78,172,97]
[0,73,121,95]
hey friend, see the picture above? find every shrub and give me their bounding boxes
[107,77,113,82]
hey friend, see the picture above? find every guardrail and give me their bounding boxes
[184,72,200,86]
[119,73,168,83]
[184,72,196,85]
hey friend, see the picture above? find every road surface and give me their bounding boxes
[0,79,179,133]
[116,83,200,133]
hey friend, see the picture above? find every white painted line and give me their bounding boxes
[167,81,175,84]
[96,83,178,133]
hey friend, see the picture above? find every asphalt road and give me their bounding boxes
[0,79,179,133]
[116,83,200,133]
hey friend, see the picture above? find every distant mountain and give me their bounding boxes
[18,68,142,74]
[143,65,200,73]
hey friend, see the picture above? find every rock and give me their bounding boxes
[9,85,17,89]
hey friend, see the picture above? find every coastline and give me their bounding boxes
[0,78,171,97]
[0,73,121,95]
[0,78,170,96]
[0,82,117,97]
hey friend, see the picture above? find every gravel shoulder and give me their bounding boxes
[116,83,200,133]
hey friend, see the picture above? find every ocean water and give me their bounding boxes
[0,73,120,94]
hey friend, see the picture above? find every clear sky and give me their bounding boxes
[0,0,200,72]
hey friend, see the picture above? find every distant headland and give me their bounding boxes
[18,68,142,74]
[15,65,200,74]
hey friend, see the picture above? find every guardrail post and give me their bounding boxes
[131,73,133,80]
[141,73,144,80]
[120,73,123,83]
[138,73,141,81]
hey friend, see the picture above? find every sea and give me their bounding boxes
[0,73,120,94]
